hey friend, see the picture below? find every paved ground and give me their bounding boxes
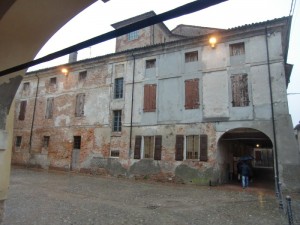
[1,168,291,225]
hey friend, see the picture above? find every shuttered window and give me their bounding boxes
[144,84,156,112]
[75,93,85,117]
[185,79,199,109]
[154,136,162,160]
[231,74,249,107]
[175,135,184,161]
[45,97,54,119]
[18,101,27,120]
[134,136,142,159]
[200,134,208,161]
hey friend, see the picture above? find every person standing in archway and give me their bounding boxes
[241,161,250,188]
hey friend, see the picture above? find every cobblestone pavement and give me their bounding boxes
[1,168,289,225]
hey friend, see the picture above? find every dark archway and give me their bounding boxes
[217,128,274,189]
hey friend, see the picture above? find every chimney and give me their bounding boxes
[69,52,78,63]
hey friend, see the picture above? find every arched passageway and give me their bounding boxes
[218,128,274,189]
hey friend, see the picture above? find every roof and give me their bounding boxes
[295,123,300,131]
[171,24,224,37]
[111,11,157,29]
[27,16,292,76]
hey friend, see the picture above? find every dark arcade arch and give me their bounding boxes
[217,128,275,190]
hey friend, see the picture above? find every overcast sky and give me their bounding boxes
[30,0,300,126]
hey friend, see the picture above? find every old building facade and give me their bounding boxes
[12,13,300,190]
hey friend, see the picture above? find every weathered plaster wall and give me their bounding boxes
[11,20,300,190]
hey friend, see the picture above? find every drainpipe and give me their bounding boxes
[29,73,39,154]
[265,26,279,193]
[129,53,136,157]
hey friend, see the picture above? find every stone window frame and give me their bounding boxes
[230,73,250,107]
[110,150,120,158]
[22,82,30,91]
[75,93,85,117]
[18,100,27,121]
[45,97,54,119]
[50,77,57,85]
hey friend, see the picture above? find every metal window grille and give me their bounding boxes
[146,59,156,69]
[185,51,198,63]
[127,30,139,41]
[114,78,123,99]
[73,136,81,149]
[110,150,120,157]
[230,42,245,56]
[43,136,50,148]
[113,110,122,132]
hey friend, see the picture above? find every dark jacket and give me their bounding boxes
[240,162,250,176]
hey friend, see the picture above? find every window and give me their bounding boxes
[230,42,245,56]
[45,97,54,119]
[175,134,208,161]
[113,110,122,132]
[186,135,199,159]
[144,136,154,158]
[73,136,81,149]
[146,59,156,69]
[128,30,139,41]
[134,136,162,160]
[75,93,85,117]
[114,78,123,99]
[231,74,249,107]
[185,51,198,63]
[15,136,22,147]
[111,150,120,157]
[185,79,199,109]
[144,84,156,112]
[50,77,57,85]
[43,136,50,148]
[18,101,27,120]
[79,71,87,81]
[23,82,30,91]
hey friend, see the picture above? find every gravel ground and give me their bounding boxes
[2,168,288,225]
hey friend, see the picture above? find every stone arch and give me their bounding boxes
[217,127,274,189]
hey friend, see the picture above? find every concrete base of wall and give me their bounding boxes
[0,200,4,223]
[282,164,300,191]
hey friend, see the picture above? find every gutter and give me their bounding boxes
[129,54,136,157]
[265,26,279,193]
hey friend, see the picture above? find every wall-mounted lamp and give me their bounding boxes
[61,68,69,76]
[256,144,260,148]
[209,37,217,48]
